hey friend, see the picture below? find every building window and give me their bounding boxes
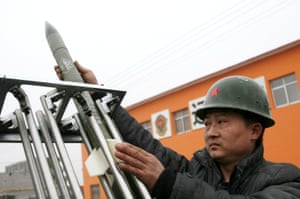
[271,73,300,107]
[90,184,100,199]
[141,121,152,134]
[174,109,191,134]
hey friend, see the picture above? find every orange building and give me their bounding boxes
[82,39,300,198]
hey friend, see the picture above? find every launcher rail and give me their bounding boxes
[0,76,151,199]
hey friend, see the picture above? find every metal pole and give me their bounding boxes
[15,110,47,199]
[10,87,59,199]
[73,114,116,199]
[40,95,84,199]
[73,93,135,199]
[88,115,134,199]
[36,110,72,199]
[96,99,152,199]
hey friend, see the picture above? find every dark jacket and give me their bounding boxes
[112,106,300,198]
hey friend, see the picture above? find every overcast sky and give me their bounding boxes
[1,0,300,184]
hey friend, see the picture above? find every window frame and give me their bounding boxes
[173,108,191,134]
[270,73,300,107]
[90,184,100,199]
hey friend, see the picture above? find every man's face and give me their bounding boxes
[203,111,259,165]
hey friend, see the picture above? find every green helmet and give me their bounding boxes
[196,76,275,128]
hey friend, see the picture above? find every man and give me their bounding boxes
[55,62,300,198]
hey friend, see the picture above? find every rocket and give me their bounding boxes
[45,21,84,83]
[45,21,110,141]
[45,22,152,199]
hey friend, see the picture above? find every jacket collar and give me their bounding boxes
[235,143,264,175]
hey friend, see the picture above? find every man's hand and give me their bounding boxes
[54,60,98,84]
[115,142,164,190]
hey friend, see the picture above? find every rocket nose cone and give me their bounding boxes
[45,21,58,37]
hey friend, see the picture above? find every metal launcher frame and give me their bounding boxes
[0,76,151,199]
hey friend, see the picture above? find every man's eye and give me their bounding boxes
[204,121,210,126]
[218,120,225,124]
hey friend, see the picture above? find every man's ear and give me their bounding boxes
[250,123,263,141]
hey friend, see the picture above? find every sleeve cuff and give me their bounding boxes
[151,168,176,199]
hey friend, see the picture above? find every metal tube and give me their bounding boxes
[74,92,141,199]
[40,95,84,199]
[36,110,72,199]
[74,114,116,199]
[10,87,59,198]
[15,110,47,199]
[96,100,152,199]
[88,115,134,199]
[26,109,60,198]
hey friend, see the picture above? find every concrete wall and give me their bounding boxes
[0,161,35,199]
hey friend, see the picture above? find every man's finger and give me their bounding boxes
[115,143,146,168]
[54,66,63,80]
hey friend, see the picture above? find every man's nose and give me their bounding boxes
[205,123,219,137]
